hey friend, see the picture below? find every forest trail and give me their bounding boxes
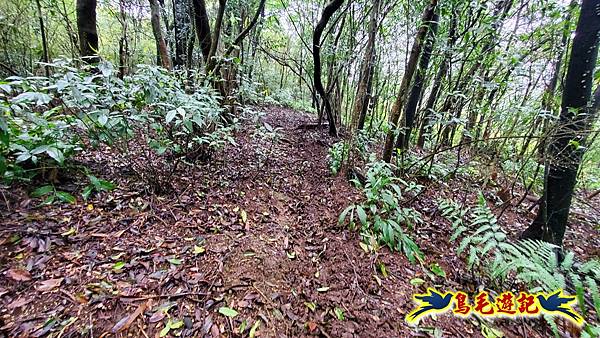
[4,106,596,337]
[1,106,443,337]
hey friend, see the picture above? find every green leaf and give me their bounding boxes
[97,179,116,191]
[82,185,94,200]
[356,205,367,225]
[112,261,125,271]
[249,320,261,338]
[16,153,31,163]
[334,307,345,320]
[166,110,177,124]
[98,114,108,126]
[0,130,9,146]
[429,263,446,278]
[31,185,54,197]
[0,155,5,177]
[168,258,182,265]
[159,324,170,337]
[42,194,55,205]
[304,302,316,312]
[379,262,388,278]
[56,191,76,204]
[218,307,239,318]
[338,206,354,224]
[170,320,184,329]
[193,245,205,255]
[410,277,426,286]
[46,147,64,164]
[31,145,49,155]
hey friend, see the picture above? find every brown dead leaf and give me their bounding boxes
[149,310,166,323]
[210,324,220,338]
[36,278,63,292]
[307,321,318,332]
[111,301,148,333]
[113,229,127,238]
[8,297,33,309]
[6,268,31,281]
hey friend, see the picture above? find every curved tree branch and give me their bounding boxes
[313,0,344,137]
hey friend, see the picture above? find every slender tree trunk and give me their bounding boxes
[191,0,212,63]
[352,0,380,130]
[444,0,512,146]
[76,0,99,63]
[186,22,195,69]
[35,0,50,76]
[149,0,172,69]
[206,0,227,74]
[313,0,344,137]
[416,9,457,149]
[118,0,129,78]
[172,0,191,68]
[521,0,600,246]
[247,4,265,80]
[397,9,439,150]
[222,0,267,59]
[532,0,576,159]
[382,0,438,162]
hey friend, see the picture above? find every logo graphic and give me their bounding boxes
[406,288,583,325]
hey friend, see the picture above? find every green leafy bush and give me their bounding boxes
[1,60,235,192]
[340,160,424,263]
[1,79,81,182]
[328,142,347,175]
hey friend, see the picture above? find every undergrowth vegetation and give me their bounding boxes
[439,197,600,337]
[1,60,236,196]
[339,160,425,263]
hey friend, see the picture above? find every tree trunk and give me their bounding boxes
[191,0,212,63]
[396,9,439,150]
[222,0,267,59]
[352,0,380,131]
[533,0,576,159]
[149,0,172,69]
[35,0,50,76]
[521,0,600,246]
[172,0,191,68]
[206,0,227,74]
[118,0,129,78]
[313,0,344,137]
[247,4,265,81]
[416,10,457,149]
[382,0,438,162]
[76,0,99,63]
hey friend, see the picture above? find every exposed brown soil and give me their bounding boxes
[0,106,598,337]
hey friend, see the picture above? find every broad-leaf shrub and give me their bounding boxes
[1,60,235,191]
[340,160,424,263]
[1,77,80,182]
[328,142,347,175]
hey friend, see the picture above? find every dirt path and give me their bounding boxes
[0,106,424,337]
[3,106,582,337]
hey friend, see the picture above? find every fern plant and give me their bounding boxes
[438,198,470,241]
[440,196,600,336]
[495,240,600,336]
[440,193,508,270]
